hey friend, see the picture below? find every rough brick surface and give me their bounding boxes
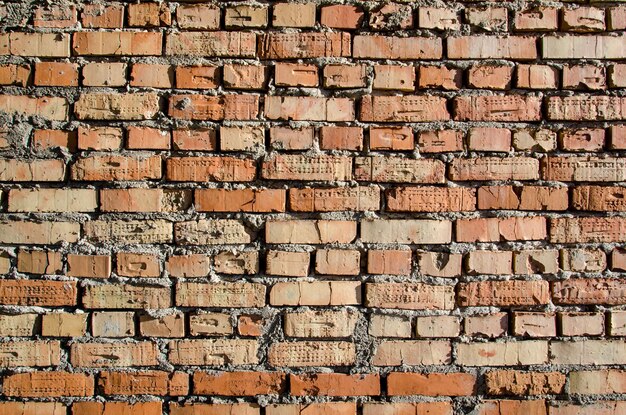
[0,0,623,412]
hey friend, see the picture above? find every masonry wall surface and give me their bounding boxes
[0,0,625,414]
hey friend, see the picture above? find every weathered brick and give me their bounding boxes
[266,220,356,244]
[289,186,380,212]
[272,3,316,28]
[284,310,358,338]
[0,340,60,367]
[265,96,354,122]
[321,5,364,29]
[75,93,159,120]
[259,32,351,59]
[175,219,253,245]
[0,33,70,57]
[0,313,37,336]
[369,3,413,30]
[291,373,380,396]
[176,282,265,308]
[454,96,542,121]
[486,370,565,396]
[361,219,452,244]
[82,62,127,87]
[0,220,79,244]
[170,403,258,415]
[73,402,162,415]
[225,5,267,28]
[266,250,310,277]
[177,4,220,30]
[0,95,68,121]
[269,341,356,367]
[366,282,454,310]
[0,280,76,306]
[81,4,124,28]
[551,217,626,243]
[67,254,111,278]
[194,371,285,395]
[71,342,158,368]
[362,403,452,415]
[140,313,184,338]
[84,220,172,244]
[169,94,259,120]
[3,372,93,397]
[83,284,171,309]
[195,188,285,213]
[0,402,67,415]
[465,313,508,338]
[42,313,87,337]
[387,372,475,396]
[387,186,475,212]
[168,339,258,366]
[99,371,188,395]
[458,281,549,306]
[167,156,255,182]
[353,36,441,60]
[416,316,461,338]
[355,157,445,183]
[477,400,546,415]
[360,95,449,122]
[0,64,29,86]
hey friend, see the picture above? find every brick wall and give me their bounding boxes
[0,0,625,414]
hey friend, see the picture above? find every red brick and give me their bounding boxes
[263,155,352,181]
[419,7,460,30]
[468,65,513,89]
[238,315,263,337]
[67,254,111,278]
[353,36,441,60]
[367,250,412,275]
[172,128,216,151]
[71,154,161,181]
[369,3,413,30]
[176,66,218,89]
[223,64,267,90]
[117,252,160,278]
[81,4,124,28]
[272,3,316,28]
[167,156,255,182]
[546,96,626,121]
[194,371,286,395]
[324,64,367,89]
[362,403,452,415]
[101,188,190,212]
[170,403,259,415]
[477,185,568,211]
[418,130,463,153]
[551,217,626,243]
[1,33,70,57]
[515,7,558,31]
[34,5,77,27]
[320,126,363,150]
[0,402,66,415]
[77,126,122,151]
[361,95,449,122]
[477,400,546,415]
[169,94,259,121]
[291,373,380,396]
[0,279,76,306]
[386,186,475,212]
[563,65,606,90]
[131,63,173,88]
[265,96,354,121]
[553,278,626,306]
[454,96,542,121]
[418,66,461,89]
[486,370,565,396]
[34,62,77,87]
[195,188,286,213]
[516,64,558,89]
[370,126,414,151]
[128,2,171,27]
[225,5,267,28]
[0,64,29,86]
[373,65,415,91]
[468,128,511,152]
[270,126,313,151]
[275,63,317,87]
[321,5,364,29]
[466,8,508,31]
[559,128,605,151]
[166,254,210,278]
[288,186,379,212]
[563,7,605,32]
[259,32,350,59]
[3,371,93,397]
[98,371,188,396]
[127,126,170,150]
[73,402,162,415]
[177,4,220,30]
[450,157,539,181]
[387,372,476,396]
[459,280,550,306]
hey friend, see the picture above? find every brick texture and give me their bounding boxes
[0,0,624,413]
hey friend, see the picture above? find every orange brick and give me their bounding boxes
[67,254,111,278]
[71,154,162,181]
[194,371,286,395]
[169,94,259,120]
[127,126,171,150]
[167,156,255,182]
[419,65,461,89]
[172,128,217,151]
[34,62,77,86]
[321,4,364,29]
[238,315,263,336]
[117,252,161,277]
[139,313,185,337]
[175,66,218,89]
[367,250,412,275]
[130,63,173,88]
[320,126,363,150]
[166,254,210,278]
[418,130,463,153]
[387,372,476,396]
[291,373,380,396]
[99,371,188,396]
[456,217,547,242]
[34,5,77,27]
[0,64,30,86]
[0,279,76,306]
[369,3,413,30]
[73,32,162,56]
[128,2,171,27]
[77,126,122,151]
[275,63,318,87]
[81,4,124,28]
[3,371,93,397]
[195,188,286,213]
[223,64,267,90]
[0,402,67,415]
[316,249,360,276]
[324,64,367,89]
[73,402,162,415]
[177,4,220,29]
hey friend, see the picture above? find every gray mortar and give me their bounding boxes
[0,0,625,414]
